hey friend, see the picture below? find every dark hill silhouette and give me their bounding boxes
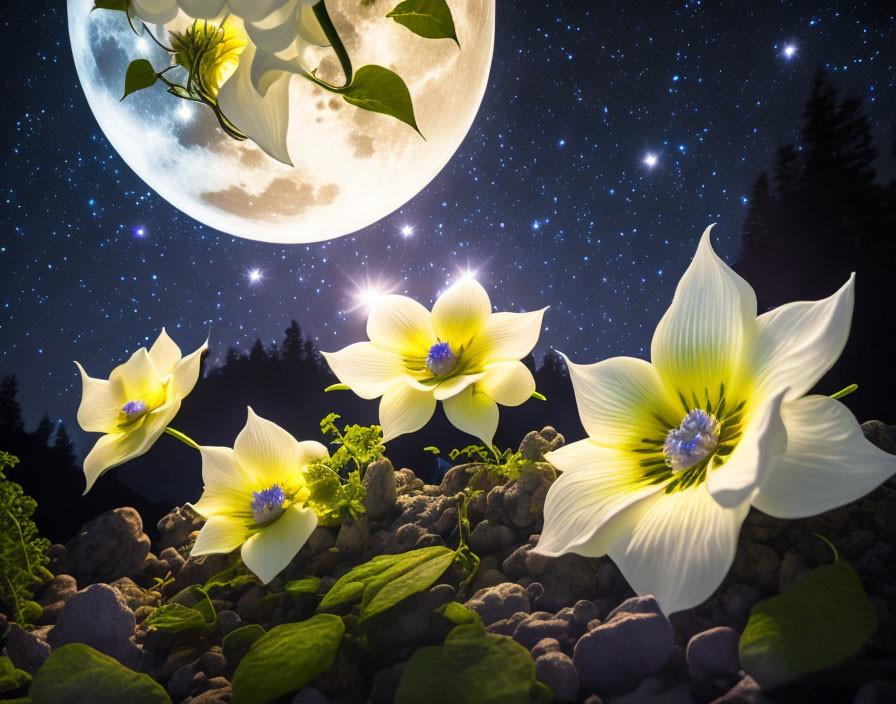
[737,70,895,424]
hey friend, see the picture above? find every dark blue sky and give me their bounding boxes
[1,1,894,458]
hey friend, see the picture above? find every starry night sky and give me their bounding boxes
[1,2,894,459]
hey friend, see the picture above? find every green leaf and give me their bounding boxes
[29,644,171,704]
[387,0,459,45]
[222,625,266,661]
[436,601,483,629]
[0,655,31,694]
[93,0,130,11]
[340,65,421,136]
[121,59,158,101]
[204,559,257,592]
[231,615,344,704]
[285,575,322,597]
[317,546,455,618]
[168,585,216,625]
[739,539,877,689]
[361,548,456,622]
[144,603,208,634]
[395,625,535,704]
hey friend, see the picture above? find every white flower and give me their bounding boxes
[535,225,896,614]
[75,328,207,493]
[189,407,328,584]
[322,277,547,446]
[129,0,329,165]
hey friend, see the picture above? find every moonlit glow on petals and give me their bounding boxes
[476,361,535,407]
[464,308,548,365]
[228,0,292,23]
[431,277,492,348]
[432,372,486,401]
[75,329,205,492]
[442,387,499,448]
[191,515,248,555]
[234,407,303,487]
[536,226,896,614]
[178,0,227,19]
[240,504,317,584]
[321,343,405,399]
[130,0,178,25]
[379,384,437,442]
[366,295,436,356]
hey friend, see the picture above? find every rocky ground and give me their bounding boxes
[3,424,896,704]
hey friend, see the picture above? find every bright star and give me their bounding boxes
[134,227,145,238]
[783,44,797,58]
[400,225,413,237]
[644,153,658,168]
[349,276,395,314]
[176,103,193,121]
[248,269,263,284]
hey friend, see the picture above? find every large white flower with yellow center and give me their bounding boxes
[75,329,207,493]
[130,0,330,165]
[535,226,896,614]
[322,278,547,446]
[189,408,328,584]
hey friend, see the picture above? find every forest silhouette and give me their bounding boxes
[1,70,892,545]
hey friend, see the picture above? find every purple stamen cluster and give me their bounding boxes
[121,400,147,419]
[251,484,286,525]
[426,341,457,377]
[663,409,720,472]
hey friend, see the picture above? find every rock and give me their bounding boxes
[173,553,232,593]
[370,661,407,704]
[158,505,204,551]
[335,516,370,558]
[721,584,761,624]
[468,521,516,555]
[531,638,561,658]
[555,600,600,638]
[185,684,233,704]
[373,585,456,654]
[519,427,565,462]
[439,466,472,495]
[686,627,740,681]
[732,541,781,592]
[3,623,51,674]
[536,650,579,702]
[168,661,207,702]
[513,612,570,649]
[573,596,674,695]
[135,552,169,582]
[306,527,337,556]
[48,583,140,668]
[464,583,530,626]
[778,549,811,592]
[395,468,424,494]
[469,568,507,593]
[524,549,601,612]
[710,675,775,703]
[63,507,151,584]
[216,610,242,636]
[854,680,896,704]
[487,467,555,529]
[113,576,156,611]
[610,676,693,704]
[363,459,398,522]
[46,543,67,574]
[159,547,186,576]
[199,650,227,679]
[36,574,77,625]
[486,611,529,636]
[291,687,335,704]
[862,421,896,455]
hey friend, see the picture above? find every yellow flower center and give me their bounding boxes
[171,18,247,99]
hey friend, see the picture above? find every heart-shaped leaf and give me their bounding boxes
[387,0,459,45]
[739,538,877,689]
[340,65,421,136]
[121,59,158,101]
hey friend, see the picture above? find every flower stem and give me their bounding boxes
[312,1,353,87]
[164,426,200,450]
[830,383,858,400]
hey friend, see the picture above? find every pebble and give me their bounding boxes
[513,612,570,649]
[686,627,741,682]
[463,582,530,626]
[3,623,51,674]
[36,574,77,625]
[535,650,579,702]
[62,507,151,584]
[362,459,398,522]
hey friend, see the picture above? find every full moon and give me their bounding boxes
[67,0,494,243]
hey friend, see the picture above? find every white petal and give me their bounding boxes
[321,342,405,399]
[535,440,665,557]
[191,515,249,556]
[75,362,126,433]
[476,361,535,407]
[651,225,757,401]
[465,308,547,365]
[217,44,293,166]
[178,0,227,20]
[752,275,854,403]
[753,395,896,518]
[149,328,182,377]
[241,504,317,584]
[608,483,750,614]
[432,372,486,401]
[109,347,165,402]
[130,0,177,25]
[706,388,788,508]
[297,4,329,46]
[227,0,291,22]
[564,354,679,447]
[366,295,436,358]
[171,337,208,399]
[245,0,301,53]
[192,446,252,517]
[379,383,436,442]
[81,408,174,493]
[234,407,302,486]
[442,387,499,447]
[296,440,329,467]
[431,278,492,349]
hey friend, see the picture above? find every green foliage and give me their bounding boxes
[339,65,421,136]
[0,451,51,628]
[284,575,321,597]
[29,644,171,704]
[93,0,130,11]
[387,0,459,45]
[121,59,158,101]
[222,624,265,661]
[0,656,31,694]
[203,556,257,592]
[448,445,535,482]
[145,586,216,636]
[304,464,366,527]
[739,536,877,689]
[231,615,344,704]
[319,413,386,474]
[395,623,537,704]
[317,546,456,621]
[435,601,483,629]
